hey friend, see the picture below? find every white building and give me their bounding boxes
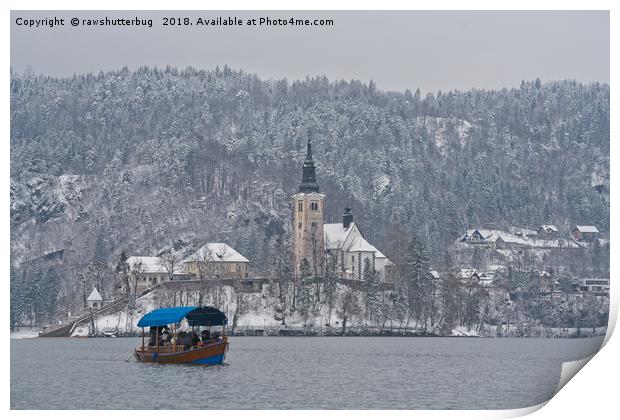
[291,139,393,281]
[126,256,190,293]
[324,206,393,281]
[86,287,103,310]
[459,228,582,249]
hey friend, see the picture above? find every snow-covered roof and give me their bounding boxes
[574,225,599,233]
[460,228,582,248]
[539,224,558,232]
[183,243,249,263]
[457,268,478,279]
[126,256,186,274]
[323,222,355,250]
[348,236,378,253]
[324,221,391,263]
[87,287,103,302]
[430,270,440,279]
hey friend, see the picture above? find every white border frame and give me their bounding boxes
[3,2,616,419]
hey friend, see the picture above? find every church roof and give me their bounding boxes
[348,236,378,253]
[298,139,320,193]
[87,287,103,302]
[323,222,355,249]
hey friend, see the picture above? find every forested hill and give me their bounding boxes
[10,66,609,274]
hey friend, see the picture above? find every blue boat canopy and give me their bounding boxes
[137,306,227,328]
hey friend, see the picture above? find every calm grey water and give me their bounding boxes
[11,336,603,410]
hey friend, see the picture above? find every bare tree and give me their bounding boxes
[269,235,293,325]
[336,287,361,335]
[159,250,180,282]
[195,245,215,305]
[159,249,182,306]
[82,260,109,301]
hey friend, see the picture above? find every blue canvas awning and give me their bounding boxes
[137,307,197,327]
[137,306,228,327]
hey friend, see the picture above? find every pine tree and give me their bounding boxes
[363,258,379,323]
[405,236,433,329]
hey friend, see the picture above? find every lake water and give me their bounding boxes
[10,336,603,410]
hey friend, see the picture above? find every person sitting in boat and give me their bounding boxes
[180,332,193,351]
[191,331,200,347]
[200,329,211,342]
[161,328,172,346]
[147,326,157,346]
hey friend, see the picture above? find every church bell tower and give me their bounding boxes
[292,139,325,277]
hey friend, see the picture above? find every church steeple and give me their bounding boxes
[299,138,320,193]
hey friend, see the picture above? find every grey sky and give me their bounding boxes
[11,10,609,93]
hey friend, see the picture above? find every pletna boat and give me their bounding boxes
[133,306,229,364]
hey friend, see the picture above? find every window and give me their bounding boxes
[298,222,303,230]
[352,255,355,264]
[311,221,317,229]
[311,201,319,211]
[298,201,303,212]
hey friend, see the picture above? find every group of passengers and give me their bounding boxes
[147,326,220,350]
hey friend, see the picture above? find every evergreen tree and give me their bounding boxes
[363,258,380,322]
[405,236,433,328]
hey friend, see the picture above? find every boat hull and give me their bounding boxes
[134,338,228,364]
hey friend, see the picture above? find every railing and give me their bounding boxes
[139,338,224,353]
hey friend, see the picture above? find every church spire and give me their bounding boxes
[299,138,320,193]
[305,137,313,162]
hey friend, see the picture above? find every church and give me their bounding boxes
[292,140,393,282]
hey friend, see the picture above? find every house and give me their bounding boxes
[458,228,582,249]
[86,287,103,310]
[507,225,538,238]
[126,256,191,293]
[537,225,559,240]
[579,278,610,296]
[572,225,599,242]
[182,243,250,280]
[455,268,498,288]
[538,270,553,294]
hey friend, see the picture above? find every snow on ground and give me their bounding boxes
[413,116,472,157]
[72,291,160,336]
[451,327,480,337]
[10,329,40,339]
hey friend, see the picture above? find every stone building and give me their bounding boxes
[292,139,325,276]
[182,243,250,280]
[291,140,391,281]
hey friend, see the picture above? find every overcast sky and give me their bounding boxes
[10,10,609,93]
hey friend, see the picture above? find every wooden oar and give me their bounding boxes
[125,352,135,362]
